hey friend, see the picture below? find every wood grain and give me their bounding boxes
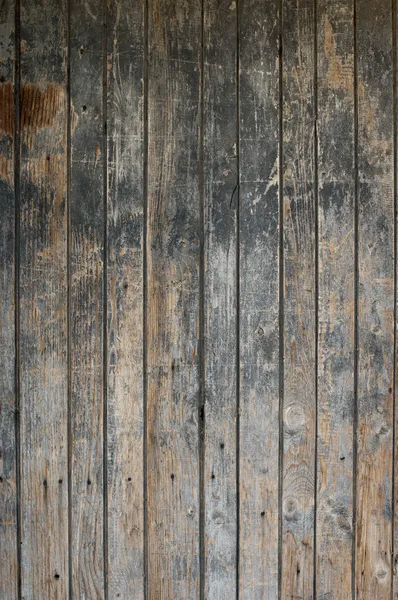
[106,0,145,597]
[70,0,104,596]
[394,3,398,597]
[147,0,201,597]
[282,0,316,597]
[1,3,398,596]
[0,1,17,597]
[239,0,280,597]
[203,0,237,597]
[19,0,69,596]
[316,1,355,598]
[356,0,394,598]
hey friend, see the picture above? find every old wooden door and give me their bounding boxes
[0,0,397,598]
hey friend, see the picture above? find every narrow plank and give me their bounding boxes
[203,0,237,597]
[69,0,104,596]
[394,2,398,596]
[106,0,145,597]
[239,0,280,597]
[282,0,316,597]
[316,0,355,597]
[0,1,17,597]
[19,0,69,596]
[147,0,201,597]
[356,0,394,597]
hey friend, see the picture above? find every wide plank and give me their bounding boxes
[356,0,394,597]
[106,0,145,597]
[147,0,201,597]
[19,0,69,596]
[70,0,105,596]
[203,0,237,598]
[239,0,280,597]
[316,0,355,598]
[282,0,316,597]
[0,0,17,597]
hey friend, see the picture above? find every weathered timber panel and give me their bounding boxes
[146,0,201,598]
[356,1,394,598]
[106,0,145,597]
[19,0,69,596]
[316,0,355,598]
[0,1,17,597]
[281,0,317,597]
[239,0,280,598]
[70,0,105,596]
[0,1,397,598]
[203,0,237,598]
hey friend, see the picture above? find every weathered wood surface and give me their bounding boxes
[395,5,398,596]
[19,0,69,596]
[316,0,355,598]
[146,0,201,598]
[2,1,398,597]
[203,1,237,598]
[70,0,104,596]
[281,0,316,598]
[239,0,280,598]
[106,0,145,597]
[0,1,17,598]
[356,1,394,598]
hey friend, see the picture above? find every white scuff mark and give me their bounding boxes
[264,156,279,196]
[84,0,97,21]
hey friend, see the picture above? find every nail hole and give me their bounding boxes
[46,155,51,161]
[170,474,174,480]
[82,105,87,112]
[43,480,47,486]
[128,477,132,482]
[123,282,128,290]
[211,473,215,480]
[340,456,345,461]
[54,573,60,580]
[261,511,265,517]
[389,387,393,393]
[220,443,225,449]
[87,479,91,485]
[58,479,63,484]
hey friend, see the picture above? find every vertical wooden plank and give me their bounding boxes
[69,0,104,596]
[239,0,280,597]
[356,1,394,598]
[316,0,355,598]
[0,1,17,597]
[106,0,145,597]
[395,1,398,594]
[282,0,316,598]
[147,0,201,597]
[203,0,237,597]
[19,0,69,596]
